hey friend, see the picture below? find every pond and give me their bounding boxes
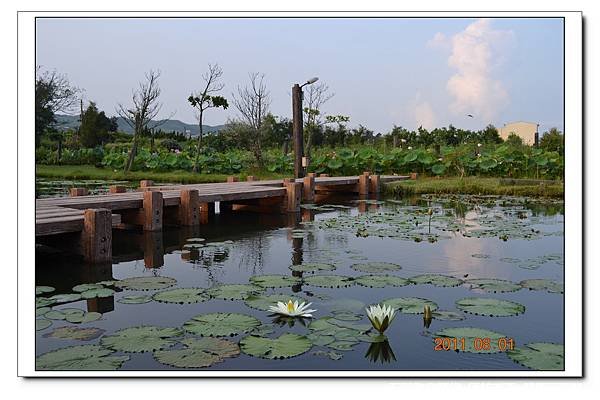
[35,194,564,372]
[35,178,135,198]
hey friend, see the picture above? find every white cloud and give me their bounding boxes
[413,93,436,130]
[435,19,514,122]
[427,32,448,49]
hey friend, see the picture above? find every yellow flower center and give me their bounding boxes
[287,301,295,313]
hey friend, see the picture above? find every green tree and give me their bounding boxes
[539,128,564,154]
[79,102,112,147]
[480,124,502,144]
[505,132,524,147]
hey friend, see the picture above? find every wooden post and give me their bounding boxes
[292,84,305,179]
[369,175,381,193]
[319,173,329,177]
[359,172,370,195]
[308,172,317,178]
[179,189,199,226]
[140,180,154,189]
[410,172,419,180]
[246,175,257,182]
[227,176,239,183]
[284,181,302,213]
[69,187,88,197]
[143,191,163,231]
[81,208,112,263]
[109,185,126,194]
[303,175,315,202]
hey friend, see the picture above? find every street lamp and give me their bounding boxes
[292,77,319,178]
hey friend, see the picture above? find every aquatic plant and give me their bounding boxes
[366,304,396,334]
[268,300,316,318]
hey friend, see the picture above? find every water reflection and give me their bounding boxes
[365,338,396,364]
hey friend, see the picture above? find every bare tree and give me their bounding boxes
[232,72,271,166]
[188,63,229,172]
[117,70,170,172]
[302,82,334,157]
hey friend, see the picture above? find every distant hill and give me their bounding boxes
[54,114,225,136]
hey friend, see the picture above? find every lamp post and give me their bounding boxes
[292,77,319,178]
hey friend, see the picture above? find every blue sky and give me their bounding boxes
[36,17,564,133]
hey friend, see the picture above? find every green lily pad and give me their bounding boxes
[72,283,104,293]
[331,311,363,321]
[80,287,115,299]
[152,288,210,304]
[36,345,129,370]
[466,279,522,293]
[49,293,82,304]
[154,337,239,368]
[115,276,177,291]
[66,311,102,324]
[289,263,336,273]
[207,284,264,300]
[250,324,276,337]
[240,333,312,359]
[381,297,439,314]
[326,298,365,313]
[507,342,564,370]
[350,262,402,273]
[410,274,463,287]
[244,293,305,311]
[249,275,301,288]
[43,326,105,341]
[313,350,343,360]
[303,275,355,288]
[117,295,153,304]
[432,310,466,321]
[101,326,183,353]
[520,279,564,294]
[355,275,410,288]
[456,297,525,317]
[307,333,336,346]
[36,286,55,295]
[36,307,51,317]
[183,312,261,337]
[327,341,358,351]
[36,319,52,331]
[434,327,508,353]
[36,297,56,308]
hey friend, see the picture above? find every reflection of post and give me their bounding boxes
[143,231,164,268]
[302,209,314,222]
[358,197,368,214]
[87,296,115,314]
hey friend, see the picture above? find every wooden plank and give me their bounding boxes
[36,214,121,236]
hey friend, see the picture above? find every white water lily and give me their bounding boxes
[366,304,396,333]
[268,300,316,318]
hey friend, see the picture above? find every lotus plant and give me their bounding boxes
[366,304,396,334]
[268,300,316,318]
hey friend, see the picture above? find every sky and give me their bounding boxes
[36,17,564,134]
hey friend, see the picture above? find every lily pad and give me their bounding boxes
[80,287,115,299]
[381,297,439,314]
[36,345,129,370]
[152,288,210,304]
[240,333,312,359]
[66,311,102,324]
[519,279,564,294]
[289,263,336,274]
[183,312,261,337]
[36,286,55,295]
[466,279,522,293]
[432,310,466,321]
[115,276,177,291]
[456,297,525,317]
[117,295,153,304]
[36,297,56,308]
[154,337,239,368]
[36,307,51,317]
[313,350,343,360]
[43,326,105,341]
[409,274,463,287]
[303,275,355,288]
[72,283,104,293]
[326,298,365,313]
[49,293,82,304]
[207,284,264,300]
[355,274,410,288]
[507,342,564,370]
[350,262,402,273]
[249,275,301,288]
[101,326,183,353]
[36,319,52,331]
[244,293,305,311]
[434,327,508,353]
[327,341,358,351]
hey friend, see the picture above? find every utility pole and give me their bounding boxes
[292,84,304,179]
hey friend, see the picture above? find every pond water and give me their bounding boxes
[35,178,135,198]
[35,194,564,372]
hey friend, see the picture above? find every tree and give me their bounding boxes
[35,68,81,145]
[188,64,229,172]
[505,132,524,147]
[302,83,334,157]
[232,72,271,166]
[79,102,113,147]
[480,124,502,144]
[117,70,169,172]
[539,127,564,154]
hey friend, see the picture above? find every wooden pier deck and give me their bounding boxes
[36,173,410,263]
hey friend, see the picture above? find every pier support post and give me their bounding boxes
[284,181,302,213]
[246,176,256,182]
[109,185,126,194]
[303,174,315,202]
[369,175,381,194]
[69,188,89,197]
[140,180,154,190]
[179,189,199,226]
[81,208,112,263]
[227,176,239,183]
[359,172,370,195]
[143,191,163,231]
[410,172,418,180]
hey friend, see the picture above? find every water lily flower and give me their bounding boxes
[366,304,396,334]
[268,300,316,318]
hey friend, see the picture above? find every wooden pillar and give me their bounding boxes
[179,189,199,226]
[246,176,257,182]
[227,176,239,183]
[284,181,302,213]
[410,172,419,180]
[143,191,163,231]
[303,175,315,202]
[109,185,126,194]
[81,208,112,263]
[140,180,154,189]
[369,175,381,194]
[69,187,88,197]
[359,172,370,195]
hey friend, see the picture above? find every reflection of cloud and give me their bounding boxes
[431,19,514,121]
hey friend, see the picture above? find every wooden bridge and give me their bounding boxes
[36,172,411,263]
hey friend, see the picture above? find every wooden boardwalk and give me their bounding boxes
[36,173,410,263]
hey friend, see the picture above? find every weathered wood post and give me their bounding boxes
[109,185,126,194]
[81,208,112,263]
[303,174,315,202]
[369,175,381,194]
[139,180,154,190]
[359,172,370,195]
[246,176,257,182]
[69,188,89,197]
[179,189,199,226]
[227,176,239,183]
[410,172,419,180]
[143,191,163,231]
[284,179,302,213]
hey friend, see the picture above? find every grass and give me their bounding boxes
[383,176,564,198]
[36,164,288,184]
